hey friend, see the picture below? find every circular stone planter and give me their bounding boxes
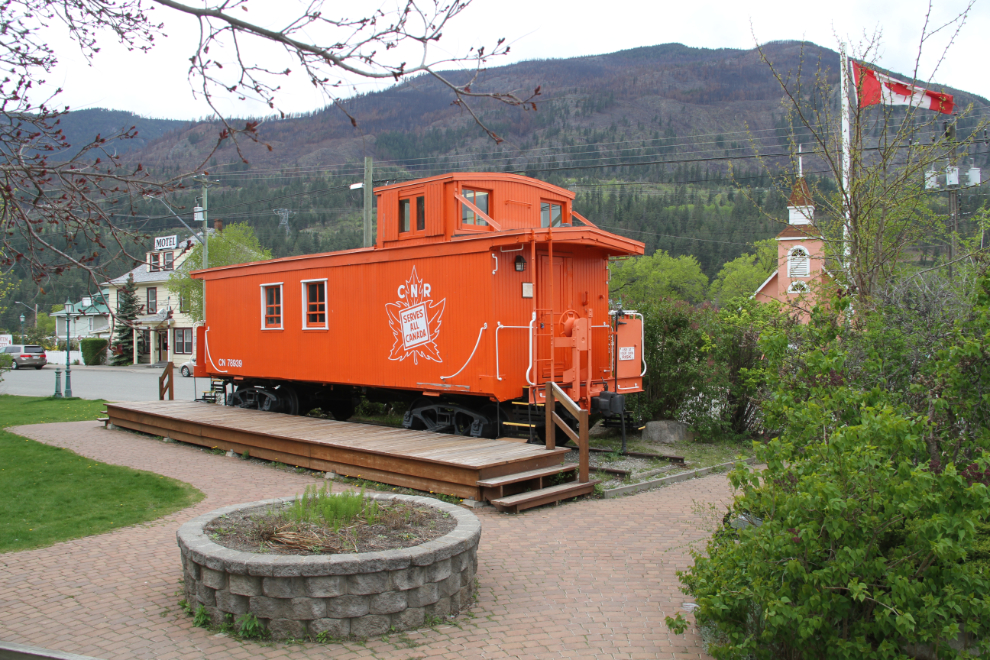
[176,492,481,640]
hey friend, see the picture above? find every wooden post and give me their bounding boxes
[159,361,174,401]
[545,381,555,450]
[546,381,589,484]
[579,409,589,483]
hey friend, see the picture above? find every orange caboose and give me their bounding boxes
[192,172,645,438]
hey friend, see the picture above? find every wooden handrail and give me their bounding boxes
[545,381,589,483]
[159,361,174,401]
[548,381,581,417]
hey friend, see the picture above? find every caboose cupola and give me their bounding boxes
[375,172,582,248]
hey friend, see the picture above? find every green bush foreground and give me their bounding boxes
[0,395,203,553]
[669,273,990,658]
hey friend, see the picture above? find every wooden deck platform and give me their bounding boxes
[105,401,570,500]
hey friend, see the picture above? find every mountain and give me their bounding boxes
[4,41,986,333]
[55,109,186,155]
[118,40,988,173]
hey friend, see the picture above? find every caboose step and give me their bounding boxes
[478,464,577,488]
[490,480,599,513]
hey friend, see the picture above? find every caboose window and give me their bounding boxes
[261,284,283,329]
[399,196,425,234]
[461,189,489,226]
[541,202,563,227]
[399,199,411,233]
[302,279,327,329]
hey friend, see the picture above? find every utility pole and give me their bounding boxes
[946,121,959,278]
[363,157,373,248]
[193,176,217,323]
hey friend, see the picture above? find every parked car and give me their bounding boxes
[4,344,48,370]
[179,358,196,377]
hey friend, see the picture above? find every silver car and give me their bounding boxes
[4,344,48,370]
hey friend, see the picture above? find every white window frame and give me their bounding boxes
[300,278,328,330]
[260,282,284,330]
[146,287,158,314]
[787,280,810,294]
[173,328,193,354]
[788,245,810,278]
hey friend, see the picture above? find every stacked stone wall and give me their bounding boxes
[177,493,480,639]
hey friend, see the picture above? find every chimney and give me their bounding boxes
[214,219,223,233]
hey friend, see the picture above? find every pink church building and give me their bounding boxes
[753,176,831,321]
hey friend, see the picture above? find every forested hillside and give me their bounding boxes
[3,40,988,333]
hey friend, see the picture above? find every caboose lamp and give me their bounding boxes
[514,255,527,272]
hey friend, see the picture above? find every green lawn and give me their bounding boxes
[0,395,203,553]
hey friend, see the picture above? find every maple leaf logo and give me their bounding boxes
[385,266,445,365]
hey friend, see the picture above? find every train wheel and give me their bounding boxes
[327,400,355,421]
[257,389,280,412]
[274,386,299,415]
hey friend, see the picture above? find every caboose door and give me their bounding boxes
[537,254,573,382]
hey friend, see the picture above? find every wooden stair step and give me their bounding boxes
[490,480,598,513]
[477,464,577,488]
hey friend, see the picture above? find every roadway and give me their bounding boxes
[0,364,203,402]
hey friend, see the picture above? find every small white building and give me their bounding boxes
[103,235,202,365]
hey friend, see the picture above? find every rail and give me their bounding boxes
[440,323,487,381]
[545,381,589,483]
[496,316,534,382]
[159,361,174,401]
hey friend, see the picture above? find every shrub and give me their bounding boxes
[634,297,789,440]
[80,338,108,365]
[672,274,990,658]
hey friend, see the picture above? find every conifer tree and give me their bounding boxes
[111,274,140,366]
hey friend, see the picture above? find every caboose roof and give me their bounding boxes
[191,225,642,281]
[374,172,576,199]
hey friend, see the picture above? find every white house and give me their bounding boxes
[103,234,203,365]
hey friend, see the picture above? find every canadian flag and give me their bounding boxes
[852,61,954,114]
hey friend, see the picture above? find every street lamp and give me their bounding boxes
[14,301,37,327]
[19,314,25,344]
[64,298,73,398]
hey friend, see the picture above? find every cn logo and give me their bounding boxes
[385,266,445,365]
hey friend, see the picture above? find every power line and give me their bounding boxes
[598,225,768,247]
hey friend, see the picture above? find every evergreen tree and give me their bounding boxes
[111,274,139,366]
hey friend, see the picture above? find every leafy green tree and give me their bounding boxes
[610,250,708,305]
[167,224,271,323]
[111,275,139,366]
[708,239,777,304]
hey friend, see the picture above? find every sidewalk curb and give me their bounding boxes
[0,640,102,660]
[603,457,758,498]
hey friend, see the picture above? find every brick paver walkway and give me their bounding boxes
[1,421,734,659]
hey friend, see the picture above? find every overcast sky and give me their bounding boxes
[41,0,989,120]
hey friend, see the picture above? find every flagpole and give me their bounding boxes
[840,46,852,265]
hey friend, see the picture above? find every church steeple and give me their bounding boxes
[787,145,814,225]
